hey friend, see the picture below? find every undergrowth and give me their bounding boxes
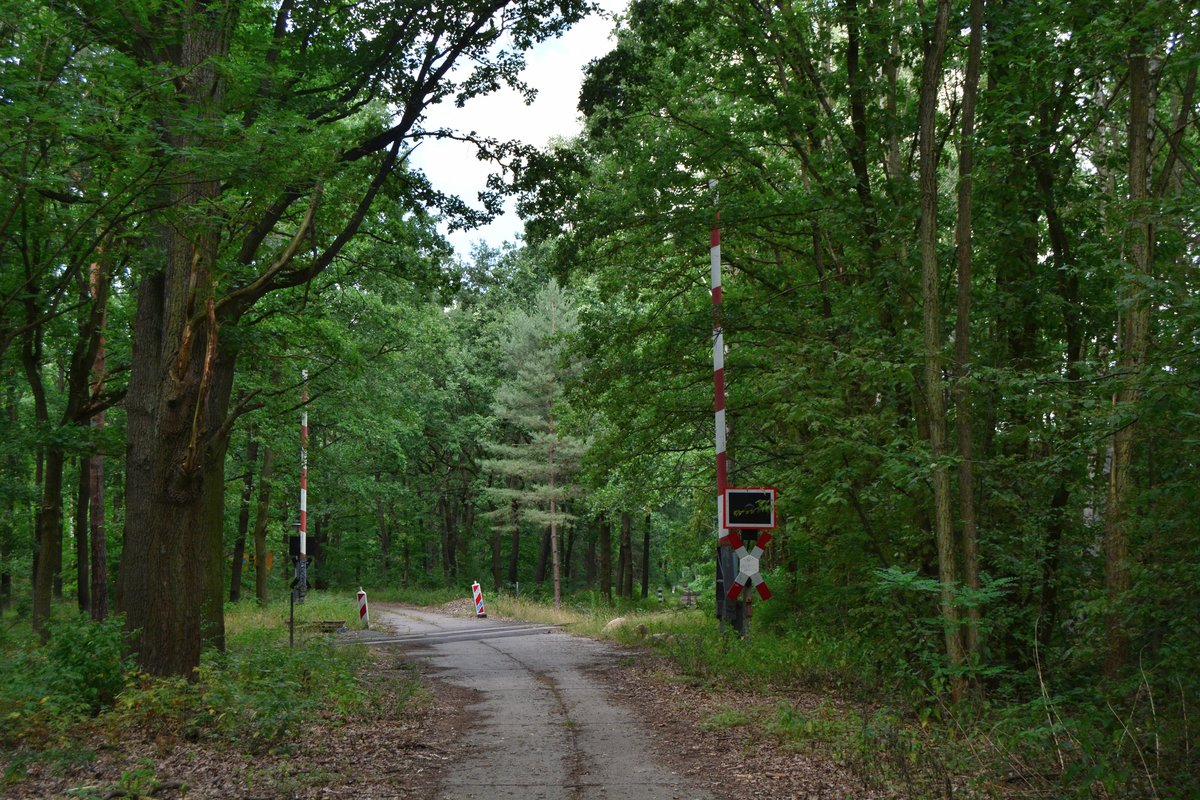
[496,592,1198,799]
[0,592,405,788]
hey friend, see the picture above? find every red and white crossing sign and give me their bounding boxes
[725,531,772,601]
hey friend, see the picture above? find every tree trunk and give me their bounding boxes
[89,436,108,622]
[76,457,90,612]
[377,499,392,579]
[0,386,15,611]
[118,0,237,676]
[507,497,520,586]
[440,495,457,580]
[230,437,257,602]
[563,518,575,583]
[953,0,984,673]
[619,512,633,599]
[23,327,59,638]
[457,471,473,579]
[598,513,611,601]
[376,471,391,579]
[640,511,651,599]
[549,406,561,608]
[584,521,596,588]
[88,260,110,622]
[1104,45,1153,679]
[535,528,551,584]
[615,515,626,599]
[917,0,964,702]
[253,446,275,605]
[491,523,503,592]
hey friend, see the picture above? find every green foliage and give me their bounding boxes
[0,598,385,785]
[0,614,130,746]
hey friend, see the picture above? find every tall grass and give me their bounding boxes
[1,592,411,787]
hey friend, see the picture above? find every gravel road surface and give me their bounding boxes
[371,606,714,800]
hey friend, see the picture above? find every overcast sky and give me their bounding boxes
[409,1,626,256]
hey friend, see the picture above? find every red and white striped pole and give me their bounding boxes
[357,587,369,628]
[710,180,732,548]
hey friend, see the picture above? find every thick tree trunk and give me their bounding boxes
[1105,47,1153,678]
[253,446,275,606]
[917,0,964,702]
[230,437,257,602]
[121,5,236,674]
[76,458,91,612]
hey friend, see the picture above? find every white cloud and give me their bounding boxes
[409,1,625,256]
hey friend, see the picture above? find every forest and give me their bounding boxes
[2,0,1198,796]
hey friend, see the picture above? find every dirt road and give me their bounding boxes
[370,606,713,800]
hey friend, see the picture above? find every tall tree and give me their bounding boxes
[42,0,590,674]
[953,0,984,672]
[483,280,585,608]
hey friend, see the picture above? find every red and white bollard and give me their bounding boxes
[357,587,369,629]
[471,582,487,618]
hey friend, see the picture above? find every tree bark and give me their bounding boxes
[640,511,651,599]
[584,521,596,588]
[121,5,235,674]
[230,437,257,602]
[535,528,551,584]
[491,523,503,592]
[23,327,59,638]
[619,511,633,599]
[89,437,108,622]
[598,513,611,601]
[88,267,110,621]
[76,457,91,612]
[917,0,964,702]
[253,446,275,606]
[1104,45,1153,679]
[549,405,561,608]
[563,517,575,583]
[953,0,984,673]
[507,507,521,586]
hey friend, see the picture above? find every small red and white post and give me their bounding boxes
[357,587,369,629]
[471,582,487,618]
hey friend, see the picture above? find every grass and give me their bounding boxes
[0,592,418,793]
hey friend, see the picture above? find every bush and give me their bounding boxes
[0,613,130,747]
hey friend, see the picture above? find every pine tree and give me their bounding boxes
[483,280,585,608]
